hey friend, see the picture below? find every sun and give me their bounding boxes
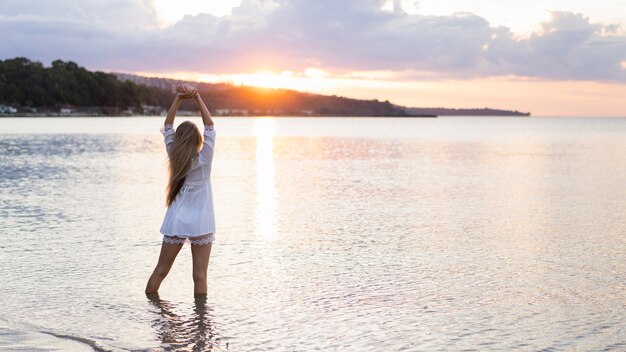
[132,67,338,94]
[233,70,292,89]
[224,69,331,91]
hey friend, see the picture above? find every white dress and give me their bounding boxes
[159,123,217,242]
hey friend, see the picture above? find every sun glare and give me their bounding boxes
[150,68,335,91]
[133,67,417,94]
[235,70,294,89]
[227,69,332,90]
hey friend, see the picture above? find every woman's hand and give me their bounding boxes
[176,85,198,100]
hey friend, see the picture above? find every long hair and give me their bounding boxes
[166,121,202,206]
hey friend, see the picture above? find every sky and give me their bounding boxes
[1,0,625,116]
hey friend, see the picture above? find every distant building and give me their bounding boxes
[215,109,249,116]
[0,105,17,113]
[142,104,166,115]
[59,104,76,115]
[177,110,198,116]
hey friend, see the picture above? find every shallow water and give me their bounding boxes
[0,116,625,351]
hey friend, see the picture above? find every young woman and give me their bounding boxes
[146,85,216,296]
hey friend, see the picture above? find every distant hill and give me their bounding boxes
[0,57,170,115]
[114,72,409,117]
[117,73,530,117]
[1,57,531,117]
[0,57,408,116]
[405,107,530,116]
[114,73,231,92]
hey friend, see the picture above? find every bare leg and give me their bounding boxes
[191,234,213,296]
[146,240,184,293]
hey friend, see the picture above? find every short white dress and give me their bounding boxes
[159,123,217,245]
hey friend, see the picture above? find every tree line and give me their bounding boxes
[0,57,171,111]
[0,57,408,116]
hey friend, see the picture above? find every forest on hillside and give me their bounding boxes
[0,58,408,116]
[0,58,171,114]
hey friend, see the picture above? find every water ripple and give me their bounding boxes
[1,117,625,350]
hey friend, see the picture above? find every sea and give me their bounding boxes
[0,116,625,351]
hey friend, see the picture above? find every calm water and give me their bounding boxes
[0,116,625,351]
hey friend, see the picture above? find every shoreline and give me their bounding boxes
[0,113,438,118]
[0,320,97,352]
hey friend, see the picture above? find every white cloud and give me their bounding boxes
[0,0,159,29]
[0,0,624,81]
[485,12,626,80]
[153,0,243,25]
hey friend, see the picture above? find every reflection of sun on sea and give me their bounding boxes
[254,118,277,240]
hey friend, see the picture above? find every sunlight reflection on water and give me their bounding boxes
[254,118,277,241]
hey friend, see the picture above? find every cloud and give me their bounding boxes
[485,12,626,81]
[0,0,624,81]
[0,0,159,28]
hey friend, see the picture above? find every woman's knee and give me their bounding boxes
[192,270,207,283]
[154,265,171,279]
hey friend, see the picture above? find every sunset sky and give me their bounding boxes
[1,0,625,116]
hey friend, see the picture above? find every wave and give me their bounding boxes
[0,318,113,352]
[40,331,112,352]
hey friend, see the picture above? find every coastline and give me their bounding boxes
[0,113,438,118]
[0,320,97,352]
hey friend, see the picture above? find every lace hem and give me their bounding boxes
[162,234,215,245]
[164,123,174,131]
[204,124,214,131]
[190,237,213,246]
[162,236,186,245]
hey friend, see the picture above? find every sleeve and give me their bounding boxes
[198,124,216,165]
[160,123,175,156]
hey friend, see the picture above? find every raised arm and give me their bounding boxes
[194,93,214,126]
[164,95,183,125]
[192,91,217,165]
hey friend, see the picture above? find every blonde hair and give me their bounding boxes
[166,121,202,206]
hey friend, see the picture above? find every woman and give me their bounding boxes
[146,85,216,296]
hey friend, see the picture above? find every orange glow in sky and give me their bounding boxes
[139,68,335,91]
[132,68,626,116]
[229,69,329,90]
